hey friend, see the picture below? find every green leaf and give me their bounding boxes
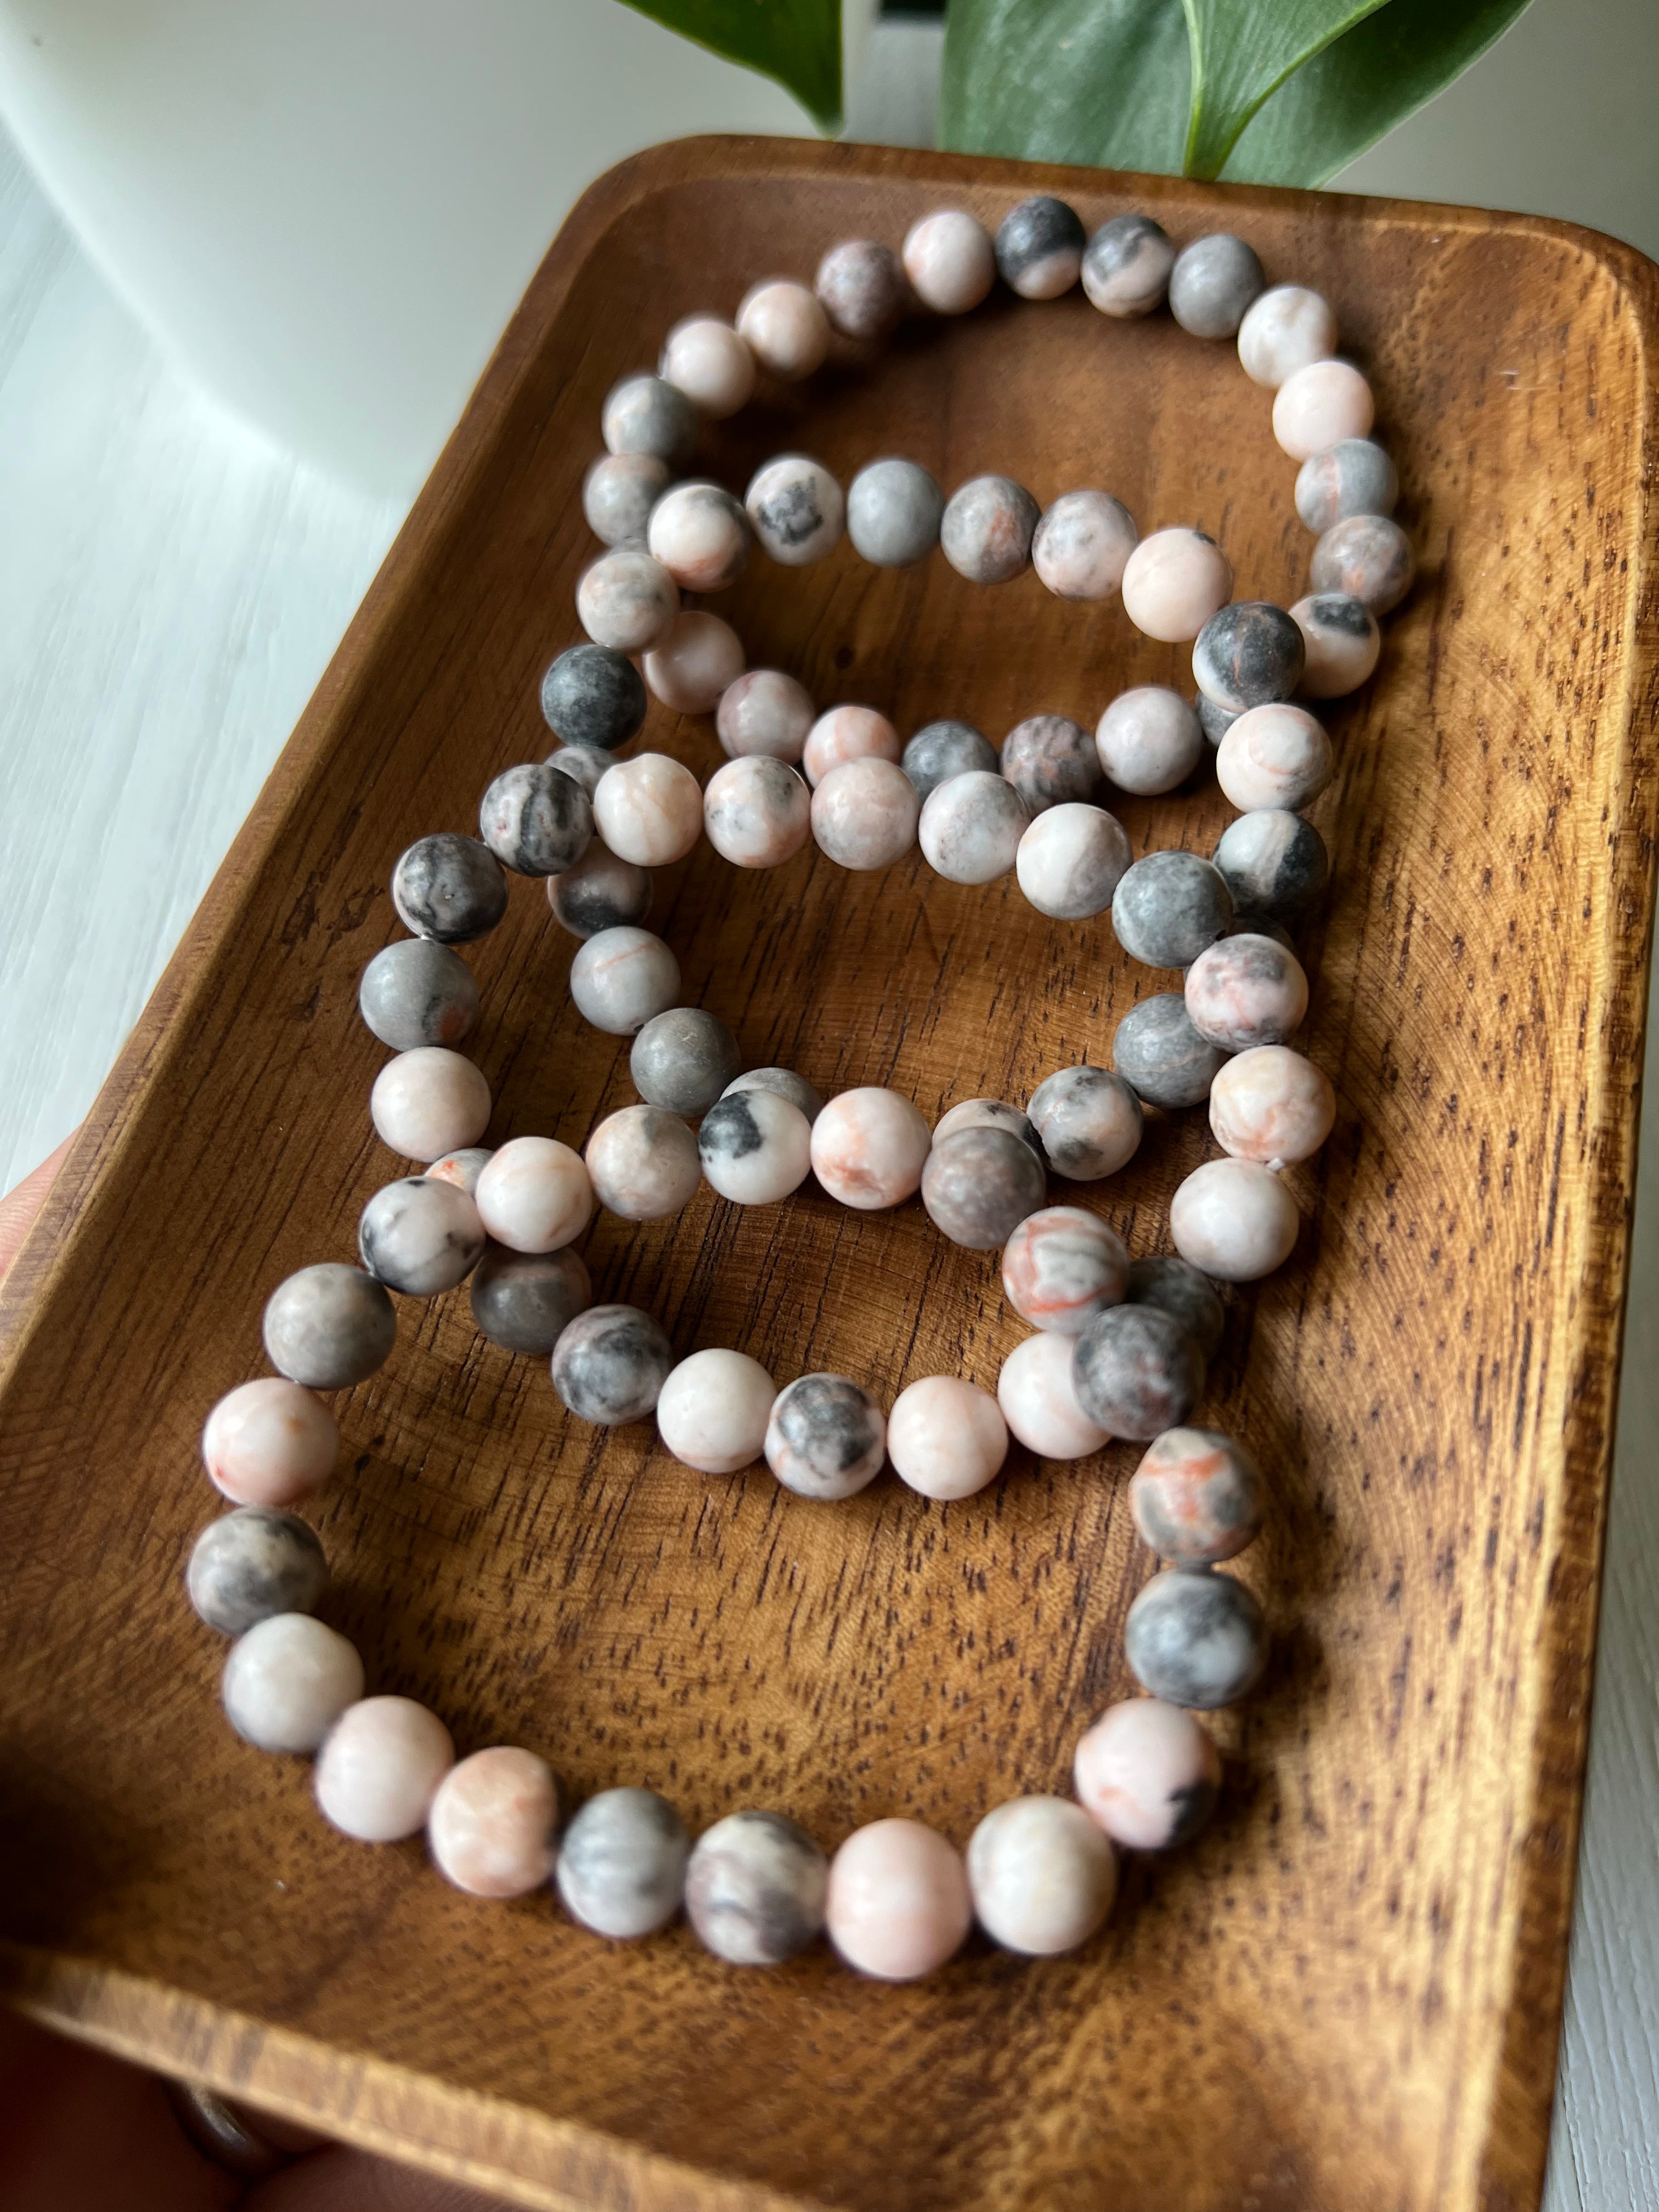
[618,0,843,133]
[1181,0,1392,181]
[939,0,1192,176]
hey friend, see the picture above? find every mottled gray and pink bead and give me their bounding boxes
[1027,1064,1144,1180]
[1071,1304,1204,1440]
[716,669,814,762]
[1081,213,1174,318]
[1184,933,1308,1051]
[698,1088,813,1204]
[1001,1205,1128,1333]
[470,1245,591,1356]
[601,373,697,465]
[358,1174,485,1297]
[1291,591,1381,697]
[815,238,907,341]
[547,843,654,940]
[1130,1427,1266,1565]
[686,1810,828,1965]
[919,770,1027,884]
[1209,1045,1335,1167]
[1215,702,1332,811]
[1125,1566,1268,1708]
[1032,489,1138,601]
[188,1506,328,1635]
[921,1126,1046,1249]
[576,546,679,652]
[745,454,845,566]
[994,195,1085,300]
[765,1372,885,1500]
[940,475,1040,584]
[583,450,669,546]
[556,1786,689,1938]
[1073,1697,1222,1849]
[1311,512,1415,613]
[1192,601,1306,714]
[810,758,920,870]
[1001,714,1102,814]
[584,1104,701,1221]
[703,755,811,868]
[262,1265,397,1391]
[1295,439,1398,533]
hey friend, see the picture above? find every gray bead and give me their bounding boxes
[766,1373,885,1500]
[940,476,1040,584]
[551,1304,674,1425]
[1197,695,1239,747]
[1111,851,1233,969]
[1001,715,1103,814]
[922,1127,1047,1249]
[187,1508,328,1636]
[847,458,943,568]
[995,195,1085,298]
[629,1007,741,1116]
[471,1244,591,1356]
[1081,212,1175,317]
[546,746,608,799]
[539,642,647,752]
[1295,438,1398,534]
[815,238,907,341]
[1125,1255,1226,1359]
[583,450,670,545]
[901,719,998,799]
[556,1786,689,1939]
[547,843,653,939]
[1192,601,1305,713]
[1212,810,1329,918]
[685,1809,828,1966]
[1028,1066,1144,1180]
[358,1176,484,1298]
[1310,513,1415,614]
[391,833,508,945]
[1071,1305,1204,1440]
[1168,233,1265,338]
[601,373,697,465]
[1113,994,1228,1108]
[479,762,594,877]
[1124,1567,1268,1708]
[358,939,479,1052]
[262,1263,396,1390]
[723,1066,823,1124]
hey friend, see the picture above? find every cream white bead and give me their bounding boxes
[716,669,814,762]
[919,770,1026,884]
[569,926,680,1034]
[315,1696,455,1843]
[202,1378,337,1509]
[1209,1046,1335,1167]
[902,208,995,314]
[1031,489,1138,602]
[745,455,845,566]
[474,1135,593,1253]
[1272,358,1375,462]
[736,280,830,381]
[810,1087,930,1209]
[1015,804,1131,921]
[967,1795,1116,1955]
[222,1612,364,1754]
[803,704,900,787]
[1171,1157,1299,1280]
[1096,686,1204,795]
[698,1087,813,1204]
[810,759,919,871]
[1236,285,1337,388]
[887,1375,1008,1500]
[1215,703,1333,812]
[370,1046,490,1164]
[1120,529,1233,643]
[703,755,811,868]
[642,612,745,716]
[1290,591,1382,698]
[657,1348,777,1473]
[660,315,755,419]
[584,1104,701,1221]
[593,753,704,865]
[645,482,750,592]
[576,548,679,652]
[996,1331,1108,1459]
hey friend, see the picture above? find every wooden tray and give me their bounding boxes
[2,136,1656,2212]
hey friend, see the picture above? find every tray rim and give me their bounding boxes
[3,132,1657,2212]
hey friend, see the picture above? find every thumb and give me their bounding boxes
[0,1131,77,1283]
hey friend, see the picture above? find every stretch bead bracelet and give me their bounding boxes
[184,191,1391,1979]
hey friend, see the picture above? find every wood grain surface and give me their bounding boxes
[1,136,1656,2212]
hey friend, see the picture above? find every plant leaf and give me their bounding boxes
[1181,0,1392,181]
[618,0,843,133]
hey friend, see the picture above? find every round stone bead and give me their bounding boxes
[847,458,944,568]
[827,1819,972,1981]
[995,194,1085,299]
[1291,591,1381,698]
[576,548,679,653]
[1273,357,1375,462]
[222,1613,364,1754]
[1073,1697,1221,1848]
[922,1127,1046,1250]
[888,1375,1008,1499]
[659,316,754,419]
[582,450,670,548]
[1215,703,1331,813]
[919,770,1027,884]
[1121,528,1233,642]
[557,1787,689,1939]
[1184,933,1308,1051]
[1311,513,1415,614]
[1212,809,1329,920]
[1197,695,1239,747]
[569,926,680,1034]
[997,1330,1108,1459]
[704,755,811,868]
[428,1747,561,1899]
[1168,233,1265,338]
[1126,1567,1268,1707]
[1001,714,1102,814]
[392,832,507,945]
[470,1244,591,1355]
[601,372,697,465]
[540,641,647,753]
[187,1508,328,1635]
[815,238,907,340]
[646,482,751,592]
[479,761,593,878]
[1209,1045,1335,1167]
[698,1090,813,1205]
[1112,850,1233,969]
[1016,804,1133,922]
[1192,601,1306,714]
[1125,1254,1226,1361]
[551,1305,675,1425]
[1032,489,1138,601]
[630,1007,741,1116]
[736,279,830,381]
[358,1175,485,1297]
[686,1810,828,1965]
[745,454,845,566]
[933,1098,1041,1156]
[967,1796,1116,1956]
[723,1066,823,1124]
[546,843,653,940]
[765,1373,885,1500]
[717,669,815,763]
[810,759,921,871]
[1131,1426,1265,1565]
[317,1697,455,1844]
[1082,212,1175,317]
[584,1105,701,1222]
[940,475,1040,584]
[901,719,998,799]
[203,1373,336,1510]
[657,1348,777,1473]
[1295,438,1399,534]
[1028,1065,1143,1180]
[811,1086,931,1209]
[1113,995,1228,1109]
[902,208,995,315]
[359,940,478,1052]
[803,704,901,787]
[262,1266,396,1391]
[1072,1305,1204,1440]
[1096,686,1204,795]
[1001,1206,1128,1333]
[1172,1157,1299,1281]
[1237,284,1336,388]
[475,1137,592,1254]
[371,1046,490,1163]
[643,611,745,715]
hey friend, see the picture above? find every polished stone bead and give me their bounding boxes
[657,1348,777,1473]
[933,1098,1041,1156]
[582,450,669,546]
[202,1377,337,1508]
[1027,1064,1144,1180]
[646,480,751,592]
[630,1006,741,1116]
[1131,1426,1265,1565]
[1031,489,1138,600]
[1121,528,1233,642]
[370,1045,490,1164]
[642,610,744,716]
[316,1696,455,1844]
[1273,358,1374,462]
[1081,212,1174,317]
[810,759,920,870]
[577,546,679,653]
[704,755,811,868]
[1001,714,1102,814]
[1212,809,1329,918]
[847,458,943,568]
[1291,591,1381,698]
[659,315,754,418]
[470,1243,591,1355]
[557,1787,689,1938]
[1015,804,1133,922]
[997,1330,1108,1459]
[475,1136,592,1254]
[1184,933,1308,1051]
[585,1104,701,1221]
[900,719,998,799]
[546,843,653,940]
[716,669,815,761]
[1237,284,1337,388]
[551,1304,675,1424]
[922,1127,1046,1249]
[1197,694,1239,747]
[1072,1305,1204,1440]
[967,1796,1116,1955]
[745,454,845,566]
[262,1265,396,1390]
[803,704,901,787]
[1096,686,1204,795]
[1310,513,1415,613]
[1112,995,1228,1108]
[392,833,507,944]
[1168,233,1264,338]
[601,372,697,464]
[765,1373,885,1499]
[1001,1205,1128,1333]
[1073,1697,1221,1848]
[1124,1254,1226,1361]
[815,238,907,340]
[222,1613,363,1754]
[736,279,830,380]
[1112,850,1233,969]
[995,195,1085,299]
[358,939,478,1052]
[1125,1567,1268,1707]
[1193,601,1305,714]
[1215,702,1331,812]
[827,1819,972,1980]
[901,208,995,315]
[722,1066,823,1125]
[428,1746,561,1899]
[539,641,648,752]
[1172,1157,1299,1280]
[1209,1045,1335,1167]
[479,761,593,877]
[1295,438,1399,533]
[569,926,680,1034]
[810,1086,931,1207]
[940,475,1040,584]
[686,1810,828,1964]
[188,1507,328,1635]
[919,770,1027,883]
[698,1089,813,1205]
[358,1175,484,1297]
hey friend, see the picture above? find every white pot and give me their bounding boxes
[0,0,873,492]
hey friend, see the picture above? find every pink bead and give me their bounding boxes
[1215,702,1332,813]
[703,756,811,869]
[716,669,814,762]
[592,753,704,865]
[902,209,995,315]
[1073,1698,1222,1849]
[826,1818,972,1980]
[576,548,678,653]
[1183,934,1309,1052]
[475,1136,593,1254]
[202,1378,336,1507]
[646,483,750,592]
[1272,359,1374,462]
[1290,592,1381,698]
[1001,1205,1129,1333]
[315,1696,455,1844]
[802,704,900,787]
[428,1746,561,1898]
[370,1046,490,1164]
[810,759,919,871]
[1236,285,1337,388]
[887,1375,1008,1500]
[1120,529,1233,643]
[1209,1046,1335,1167]
[809,1087,931,1209]
[996,1332,1108,1460]
[1170,1158,1299,1281]
[642,613,745,718]
[659,315,755,418]
[736,280,829,381]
